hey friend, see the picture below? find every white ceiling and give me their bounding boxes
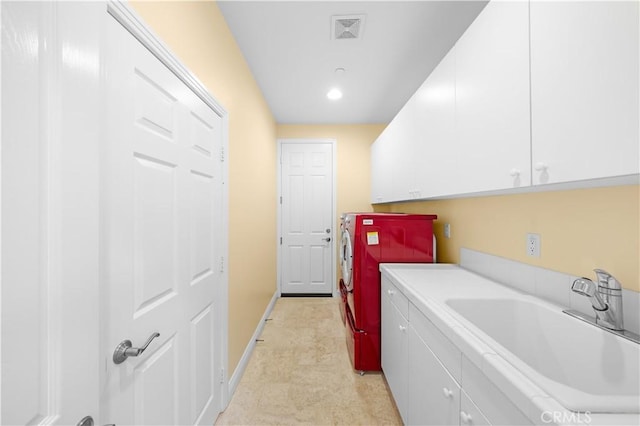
[217,1,488,124]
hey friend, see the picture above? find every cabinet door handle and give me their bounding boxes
[387,289,395,296]
[442,387,454,398]
[534,162,548,171]
[460,411,473,424]
[398,325,407,332]
[509,168,520,177]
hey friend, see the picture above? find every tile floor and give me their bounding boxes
[215,297,402,425]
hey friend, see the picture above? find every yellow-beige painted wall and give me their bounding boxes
[130,1,278,375]
[382,185,640,292]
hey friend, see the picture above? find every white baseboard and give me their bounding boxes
[226,290,279,402]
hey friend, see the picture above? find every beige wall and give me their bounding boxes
[381,185,640,292]
[130,1,278,375]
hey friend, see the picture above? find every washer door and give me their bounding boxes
[340,229,353,289]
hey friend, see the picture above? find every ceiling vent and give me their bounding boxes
[332,14,366,40]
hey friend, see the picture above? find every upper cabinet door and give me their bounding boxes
[392,95,420,200]
[454,0,531,194]
[371,92,419,204]
[371,119,405,203]
[414,46,457,199]
[530,1,639,185]
[370,129,395,204]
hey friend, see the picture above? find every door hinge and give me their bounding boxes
[220,147,225,162]
[280,237,282,245]
[219,368,225,384]
[220,256,224,273]
[279,196,282,204]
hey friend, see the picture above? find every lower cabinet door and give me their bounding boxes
[408,326,460,425]
[460,390,491,426]
[381,294,409,422]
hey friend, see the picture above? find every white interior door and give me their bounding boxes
[1,2,101,424]
[279,141,335,295]
[102,13,224,425]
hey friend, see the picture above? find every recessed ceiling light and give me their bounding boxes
[327,88,343,100]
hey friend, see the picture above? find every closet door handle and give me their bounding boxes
[113,332,160,364]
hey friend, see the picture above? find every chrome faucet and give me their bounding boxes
[571,269,624,331]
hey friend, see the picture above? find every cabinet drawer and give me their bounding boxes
[409,302,461,381]
[382,277,409,319]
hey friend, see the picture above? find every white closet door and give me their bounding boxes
[1,2,101,424]
[102,15,223,425]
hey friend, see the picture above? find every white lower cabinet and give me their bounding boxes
[408,325,460,425]
[460,390,491,426]
[382,275,528,426]
[460,355,532,425]
[381,280,409,422]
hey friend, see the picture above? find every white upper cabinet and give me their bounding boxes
[370,0,639,204]
[454,0,531,193]
[392,95,420,200]
[414,46,458,199]
[530,1,639,185]
[371,88,419,203]
[370,127,395,204]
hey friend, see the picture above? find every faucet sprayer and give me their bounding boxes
[571,278,608,311]
[565,269,639,343]
[571,269,624,331]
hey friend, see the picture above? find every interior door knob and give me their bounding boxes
[77,416,94,426]
[76,415,114,426]
[113,332,160,364]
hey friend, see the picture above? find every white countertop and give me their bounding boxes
[380,263,640,426]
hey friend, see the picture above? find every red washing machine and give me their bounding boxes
[339,213,437,373]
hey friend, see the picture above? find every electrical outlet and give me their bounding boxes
[527,233,540,257]
[444,223,451,239]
